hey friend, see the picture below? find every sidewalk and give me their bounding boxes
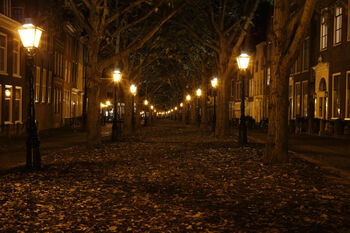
[246,128,350,175]
[0,127,88,172]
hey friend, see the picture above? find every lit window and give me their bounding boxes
[302,81,308,117]
[4,85,13,123]
[321,15,328,49]
[334,7,343,44]
[14,87,22,123]
[0,33,7,73]
[295,82,301,116]
[333,75,341,118]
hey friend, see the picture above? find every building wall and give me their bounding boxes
[0,12,25,134]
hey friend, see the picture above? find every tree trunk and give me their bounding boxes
[215,74,230,136]
[263,65,289,163]
[123,91,133,135]
[86,80,101,145]
[190,100,196,125]
[200,78,208,130]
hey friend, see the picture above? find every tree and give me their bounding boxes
[65,0,186,144]
[263,0,317,163]
[174,0,260,136]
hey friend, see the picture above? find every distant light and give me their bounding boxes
[5,89,11,97]
[196,88,202,97]
[130,84,137,95]
[113,69,121,83]
[186,95,191,101]
[151,105,154,110]
[211,77,218,88]
[175,107,178,110]
[106,100,111,106]
[180,103,183,107]
[144,99,148,105]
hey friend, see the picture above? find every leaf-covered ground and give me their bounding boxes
[0,121,349,232]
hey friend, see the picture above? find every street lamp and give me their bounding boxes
[130,84,137,131]
[211,77,218,134]
[185,94,191,124]
[196,88,202,127]
[144,99,149,126]
[18,20,43,169]
[237,53,250,145]
[112,69,121,141]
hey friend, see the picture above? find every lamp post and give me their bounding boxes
[18,20,43,169]
[180,102,183,121]
[237,53,250,145]
[186,95,191,124]
[211,77,218,133]
[112,70,121,141]
[130,84,137,131]
[144,99,148,126]
[196,88,202,127]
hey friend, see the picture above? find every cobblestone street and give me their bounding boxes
[0,120,349,232]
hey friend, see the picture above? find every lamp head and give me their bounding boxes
[18,19,43,54]
[196,88,202,97]
[130,84,137,95]
[211,77,218,88]
[237,53,250,70]
[113,69,121,83]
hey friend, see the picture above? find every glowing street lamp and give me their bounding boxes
[113,69,121,83]
[211,77,218,134]
[144,99,148,105]
[180,103,183,107]
[18,19,43,169]
[237,53,250,145]
[18,21,43,55]
[130,84,137,131]
[112,69,122,141]
[237,53,250,70]
[196,88,202,127]
[185,94,191,124]
[106,100,111,106]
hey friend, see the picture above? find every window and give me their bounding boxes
[321,15,328,49]
[4,85,12,123]
[0,84,2,123]
[48,71,52,103]
[346,72,350,118]
[302,81,308,117]
[0,33,7,73]
[348,0,350,41]
[35,66,41,102]
[303,38,310,71]
[0,0,11,17]
[334,7,343,44]
[267,67,271,86]
[332,74,341,118]
[289,84,294,120]
[13,40,20,76]
[42,68,47,103]
[295,82,301,116]
[231,80,235,97]
[14,87,22,123]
